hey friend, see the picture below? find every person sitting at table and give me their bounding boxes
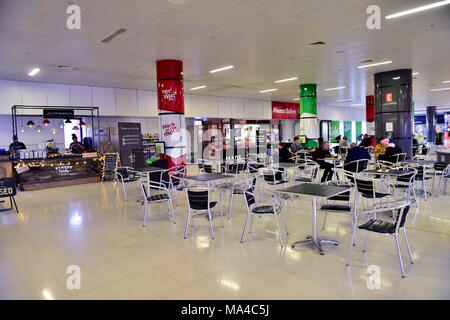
[379,143,402,163]
[374,137,389,158]
[345,143,371,172]
[339,136,349,148]
[69,134,85,154]
[290,136,302,153]
[312,141,334,182]
[279,142,294,163]
[359,134,372,148]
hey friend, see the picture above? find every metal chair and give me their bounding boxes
[294,161,320,183]
[343,159,369,174]
[410,164,432,201]
[226,174,259,220]
[395,167,418,203]
[347,200,414,278]
[354,177,393,213]
[140,178,175,227]
[241,186,289,247]
[184,188,222,239]
[434,163,450,197]
[431,162,450,196]
[168,165,189,207]
[114,166,140,201]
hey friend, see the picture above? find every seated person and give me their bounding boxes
[312,141,334,182]
[379,143,402,163]
[339,136,349,148]
[69,134,85,154]
[359,134,372,148]
[290,136,302,153]
[374,137,389,158]
[8,135,26,154]
[344,143,371,172]
[279,142,294,163]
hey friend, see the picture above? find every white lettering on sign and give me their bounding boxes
[0,187,14,196]
[55,165,73,175]
[162,122,178,137]
[162,89,177,101]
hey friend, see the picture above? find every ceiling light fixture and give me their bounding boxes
[386,0,450,20]
[430,88,450,92]
[190,85,207,91]
[351,104,364,107]
[325,86,346,91]
[274,77,298,83]
[338,99,352,102]
[209,65,234,73]
[28,68,40,76]
[412,72,419,75]
[393,77,400,80]
[358,61,392,69]
[259,89,278,93]
[442,80,450,83]
[293,98,300,101]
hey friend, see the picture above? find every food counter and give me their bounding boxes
[16,154,102,191]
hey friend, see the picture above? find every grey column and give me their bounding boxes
[426,106,437,143]
[374,69,413,158]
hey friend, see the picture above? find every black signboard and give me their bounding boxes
[257,129,267,155]
[43,109,75,119]
[118,122,142,167]
[0,178,16,198]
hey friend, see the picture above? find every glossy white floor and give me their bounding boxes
[1,166,449,300]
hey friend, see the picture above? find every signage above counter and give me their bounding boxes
[272,101,300,120]
[43,109,75,119]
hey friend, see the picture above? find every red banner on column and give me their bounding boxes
[272,101,300,120]
[157,80,184,114]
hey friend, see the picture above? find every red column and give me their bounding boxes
[366,95,375,146]
[156,59,186,169]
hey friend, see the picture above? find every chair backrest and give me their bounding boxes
[422,147,429,155]
[396,153,407,163]
[434,162,449,172]
[344,159,368,173]
[243,187,256,208]
[263,169,282,182]
[395,204,411,230]
[203,164,213,173]
[396,168,417,184]
[355,178,375,196]
[187,189,210,210]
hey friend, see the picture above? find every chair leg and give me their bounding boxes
[121,179,128,201]
[403,228,414,264]
[436,177,443,197]
[274,213,284,247]
[444,178,448,195]
[249,214,255,234]
[184,208,191,239]
[363,231,369,252]
[280,206,289,235]
[395,234,406,278]
[142,200,148,227]
[423,180,428,201]
[241,213,250,243]
[208,209,215,239]
[168,199,176,224]
[347,229,357,266]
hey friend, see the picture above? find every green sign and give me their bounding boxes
[300,84,317,116]
[330,121,340,143]
[344,121,352,142]
[355,122,363,141]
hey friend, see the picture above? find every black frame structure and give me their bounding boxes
[11,105,100,152]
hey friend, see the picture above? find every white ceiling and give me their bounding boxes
[0,0,449,111]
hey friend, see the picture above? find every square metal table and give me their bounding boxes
[278,183,351,255]
[184,173,233,188]
[270,162,304,169]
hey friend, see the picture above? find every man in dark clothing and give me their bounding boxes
[312,141,334,182]
[359,134,372,148]
[279,143,294,163]
[345,143,371,172]
[379,143,402,163]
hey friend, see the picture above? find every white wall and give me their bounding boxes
[317,106,365,121]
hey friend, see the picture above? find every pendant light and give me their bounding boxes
[27,120,35,127]
[19,125,25,133]
[35,125,43,133]
[72,125,79,131]
[43,119,50,126]
[51,119,58,135]
[65,119,72,124]
[79,120,86,126]
[58,121,65,128]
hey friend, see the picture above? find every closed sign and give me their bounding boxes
[0,178,16,198]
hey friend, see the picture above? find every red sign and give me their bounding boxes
[386,93,393,103]
[272,101,300,120]
[157,80,184,113]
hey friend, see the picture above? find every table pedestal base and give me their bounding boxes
[291,236,339,255]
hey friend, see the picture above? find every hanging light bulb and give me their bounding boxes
[51,127,58,135]
[19,125,25,133]
[72,125,79,131]
[43,119,50,126]
[58,121,64,128]
[79,120,86,126]
[35,125,43,133]
[27,120,35,127]
[86,124,92,129]
[65,119,72,124]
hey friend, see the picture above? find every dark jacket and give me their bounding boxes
[359,137,372,148]
[279,146,293,163]
[345,146,371,164]
[379,146,402,163]
[312,147,331,161]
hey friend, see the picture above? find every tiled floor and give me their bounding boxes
[0,166,449,299]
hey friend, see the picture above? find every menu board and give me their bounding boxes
[256,130,267,155]
[118,122,142,167]
[103,153,119,180]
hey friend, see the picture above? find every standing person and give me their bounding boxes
[339,136,349,148]
[69,134,85,154]
[290,136,302,153]
[359,134,372,148]
[312,141,334,182]
[8,135,27,154]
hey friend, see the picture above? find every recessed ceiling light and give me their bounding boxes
[28,68,40,76]
[442,80,450,83]
[386,0,450,20]
[351,104,364,107]
[393,77,400,80]
[209,65,234,73]
[325,86,346,91]
[259,89,278,93]
[430,87,450,92]
[412,72,419,75]
[358,61,392,69]
[293,98,300,101]
[190,85,207,91]
[338,99,352,102]
[274,77,298,83]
